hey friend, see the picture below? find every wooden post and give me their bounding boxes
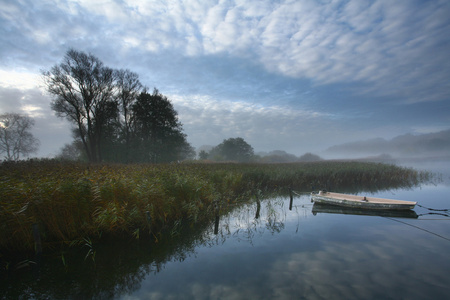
[214,201,220,234]
[289,188,293,211]
[255,193,261,219]
[255,200,261,219]
[214,215,220,235]
[32,223,42,255]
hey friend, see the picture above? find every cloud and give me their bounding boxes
[0,86,72,157]
[254,0,450,103]
[126,195,450,300]
[1,0,449,157]
[170,93,340,153]
[0,69,41,90]
[264,220,450,300]
[2,0,449,104]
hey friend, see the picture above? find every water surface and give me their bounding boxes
[2,161,449,300]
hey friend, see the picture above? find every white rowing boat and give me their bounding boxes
[311,191,417,210]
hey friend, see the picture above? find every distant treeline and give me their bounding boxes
[197,139,323,163]
[257,151,323,163]
[326,129,450,158]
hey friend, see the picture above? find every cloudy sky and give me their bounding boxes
[1,0,449,158]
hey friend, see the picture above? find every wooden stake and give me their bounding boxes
[214,215,220,235]
[289,188,294,211]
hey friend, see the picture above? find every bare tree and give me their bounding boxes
[0,113,40,161]
[42,49,116,162]
[115,69,144,162]
[43,49,193,164]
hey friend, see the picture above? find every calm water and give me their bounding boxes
[2,161,449,300]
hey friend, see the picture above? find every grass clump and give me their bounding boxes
[0,159,429,252]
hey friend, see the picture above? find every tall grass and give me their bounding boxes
[0,160,430,252]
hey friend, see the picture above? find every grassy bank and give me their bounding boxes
[0,160,430,253]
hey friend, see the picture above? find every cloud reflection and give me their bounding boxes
[125,195,450,300]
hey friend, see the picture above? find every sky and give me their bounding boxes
[1,0,449,158]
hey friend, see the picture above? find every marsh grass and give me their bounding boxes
[0,160,431,253]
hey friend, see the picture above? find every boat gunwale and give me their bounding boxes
[311,191,417,210]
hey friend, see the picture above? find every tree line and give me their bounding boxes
[42,49,194,163]
[197,138,323,163]
[0,49,260,163]
[1,49,321,163]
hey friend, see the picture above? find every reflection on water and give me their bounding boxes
[312,203,419,219]
[1,162,450,300]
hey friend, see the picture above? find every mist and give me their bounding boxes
[324,130,450,161]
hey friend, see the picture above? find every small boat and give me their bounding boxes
[311,191,417,210]
[312,203,418,218]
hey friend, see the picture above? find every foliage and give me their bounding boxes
[43,49,116,163]
[0,113,39,161]
[55,141,85,161]
[42,49,193,163]
[129,89,195,163]
[209,137,254,162]
[0,160,430,253]
[298,152,323,162]
[198,150,209,160]
[259,150,298,163]
[257,150,323,163]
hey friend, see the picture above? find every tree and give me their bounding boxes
[0,113,39,161]
[260,150,299,163]
[114,69,144,162]
[130,89,193,163]
[210,137,254,162]
[198,150,209,160]
[56,141,84,161]
[42,49,116,163]
[298,152,323,162]
[44,49,193,164]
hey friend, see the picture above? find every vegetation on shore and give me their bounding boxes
[0,159,431,253]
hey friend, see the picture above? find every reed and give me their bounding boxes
[0,160,431,252]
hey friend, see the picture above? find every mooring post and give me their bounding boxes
[32,223,42,255]
[255,199,261,219]
[214,201,220,234]
[289,188,294,211]
[214,215,220,235]
[255,193,261,219]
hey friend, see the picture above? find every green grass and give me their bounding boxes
[0,160,431,252]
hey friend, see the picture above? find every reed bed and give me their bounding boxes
[0,160,430,253]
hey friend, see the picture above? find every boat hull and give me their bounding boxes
[312,203,418,218]
[311,191,417,210]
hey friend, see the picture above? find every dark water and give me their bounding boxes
[2,161,449,300]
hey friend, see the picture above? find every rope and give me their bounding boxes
[415,218,450,221]
[417,204,449,212]
[291,190,305,197]
[417,212,450,218]
[385,217,450,242]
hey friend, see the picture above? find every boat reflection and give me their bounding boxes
[312,203,418,219]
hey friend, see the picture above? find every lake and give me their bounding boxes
[1,161,449,300]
